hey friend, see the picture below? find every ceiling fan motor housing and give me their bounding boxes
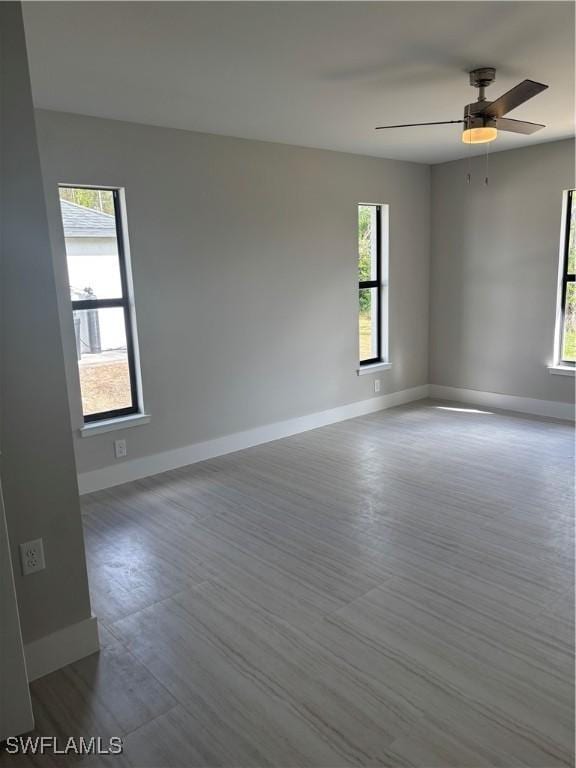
[466,68,497,127]
[469,67,497,89]
[463,102,498,129]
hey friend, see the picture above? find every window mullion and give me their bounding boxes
[72,297,126,311]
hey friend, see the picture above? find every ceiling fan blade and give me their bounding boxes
[375,120,463,130]
[496,117,545,135]
[482,80,548,119]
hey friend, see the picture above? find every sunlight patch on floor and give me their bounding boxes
[435,406,493,414]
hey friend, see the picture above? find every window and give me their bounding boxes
[556,189,576,366]
[358,203,388,365]
[58,186,141,422]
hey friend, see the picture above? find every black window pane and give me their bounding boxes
[59,187,123,301]
[358,205,378,282]
[359,287,378,361]
[73,307,133,416]
[568,193,575,274]
[562,282,576,363]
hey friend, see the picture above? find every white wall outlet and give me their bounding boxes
[374,379,381,393]
[20,538,46,576]
[114,439,127,459]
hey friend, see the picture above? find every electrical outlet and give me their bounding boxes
[20,538,46,576]
[374,379,381,393]
[114,439,127,459]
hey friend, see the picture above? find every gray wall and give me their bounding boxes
[430,139,575,404]
[35,110,431,475]
[0,6,92,644]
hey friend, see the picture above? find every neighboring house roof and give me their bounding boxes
[60,198,116,238]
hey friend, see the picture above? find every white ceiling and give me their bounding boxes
[23,1,574,164]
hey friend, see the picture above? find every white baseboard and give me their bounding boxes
[78,382,573,494]
[78,385,430,494]
[430,384,574,422]
[25,616,100,681]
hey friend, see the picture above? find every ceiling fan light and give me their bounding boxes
[461,126,498,144]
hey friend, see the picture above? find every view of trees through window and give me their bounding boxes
[358,205,379,362]
[562,191,576,363]
[59,186,115,215]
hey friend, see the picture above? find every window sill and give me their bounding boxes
[357,361,392,376]
[547,364,575,377]
[80,413,151,437]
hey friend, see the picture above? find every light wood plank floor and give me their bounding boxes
[3,401,574,767]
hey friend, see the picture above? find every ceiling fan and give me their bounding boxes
[376,68,548,144]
